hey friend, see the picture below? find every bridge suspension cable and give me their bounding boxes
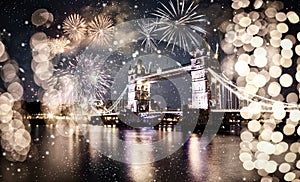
[105,86,128,113]
[91,86,128,115]
[207,68,299,110]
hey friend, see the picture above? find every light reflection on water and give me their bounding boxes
[0,125,260,182]
[188,134,204,181]
[85,125,185,164]
[124,129,155,164]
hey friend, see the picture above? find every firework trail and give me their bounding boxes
[87,14,114,46]
[63,14,87,41]
[138,20,158,52]
[152,0,207,52]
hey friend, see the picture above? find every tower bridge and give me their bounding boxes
[91,50,241,118]
[90,49,299,126]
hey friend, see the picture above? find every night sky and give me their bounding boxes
[0,0,300,102]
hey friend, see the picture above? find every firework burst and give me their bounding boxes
[69,54,112,104]
[48,37,70,55]
[87,15,114,46]
[138,20,158,52]
[152,0,207,52]
[63,14,87,41]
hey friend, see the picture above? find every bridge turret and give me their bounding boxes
[156,65,162,74]
[128,65,132,74]
[135,59,146,76]
[146,62,152,74]
[214,43,220,60]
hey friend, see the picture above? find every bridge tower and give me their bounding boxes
[128,65,137,112]
[190,49,209,110]
[127,59,151,113]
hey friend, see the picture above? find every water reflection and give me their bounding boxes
[84,126,186,164]
[188,134,206,181]
[124,129,155,164]
[0,125,260,182]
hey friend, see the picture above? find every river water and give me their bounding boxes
[0,125,260,182]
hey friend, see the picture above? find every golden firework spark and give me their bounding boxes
[87,15,114,46]
[49,37,70,55]
[63,14,87,41]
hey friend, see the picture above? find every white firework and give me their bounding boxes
[152,0,207,52]
[138,20,158,52]
[72,54,112,104]
[52,54,112,106]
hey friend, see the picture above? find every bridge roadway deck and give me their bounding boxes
[134,65,192,82]
[90,111,183,117]
[91,108,300,117]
